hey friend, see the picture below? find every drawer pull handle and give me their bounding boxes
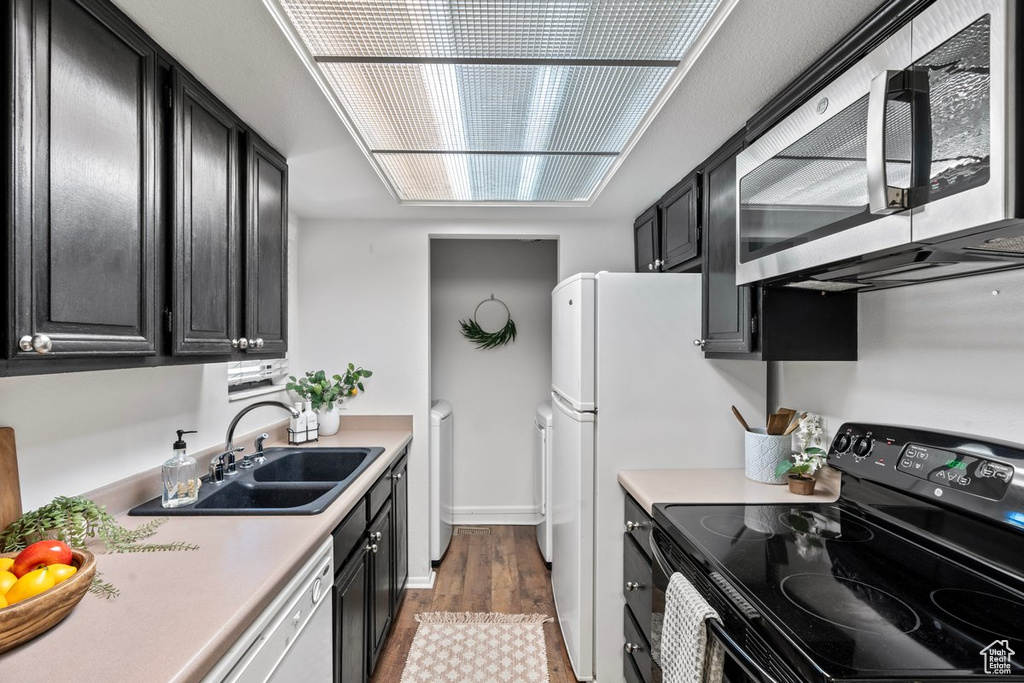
[624,642,642,654]
[625,520,644,532]
[366,543,378,554]
[625,581,640,592]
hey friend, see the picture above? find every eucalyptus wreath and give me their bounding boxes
[459,296,517,349]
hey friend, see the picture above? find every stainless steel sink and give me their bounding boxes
[128,446,386,516]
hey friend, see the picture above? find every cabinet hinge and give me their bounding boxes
[165,308,173,332]
[750,314,759,336]
[164,86,173,110]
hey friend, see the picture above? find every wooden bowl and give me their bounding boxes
[0,548,96,654]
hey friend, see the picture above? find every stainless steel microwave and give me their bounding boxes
[736,0,1024,291]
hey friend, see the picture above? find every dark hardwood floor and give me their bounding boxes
[370,525,577,682]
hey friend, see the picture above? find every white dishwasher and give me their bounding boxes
[203,537,334,683]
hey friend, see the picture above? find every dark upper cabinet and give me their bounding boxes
[657,172,701,273]
[171,68,241,355]
[633,207,658,273]
[7,0,159,359]
[700,133,753,356]
[244,134,288,355]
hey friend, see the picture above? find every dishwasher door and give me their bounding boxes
[220,538,334,683]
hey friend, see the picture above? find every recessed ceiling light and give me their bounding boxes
[264,0,728,204]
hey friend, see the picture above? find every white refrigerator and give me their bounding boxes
[550,272,765,682]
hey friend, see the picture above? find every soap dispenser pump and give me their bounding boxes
[162,429,199,508]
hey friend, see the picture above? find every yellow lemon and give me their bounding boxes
[0,593,7,608]
[5,567,55,605]
[350,388,358,396]
[0,558,13,572]
[48,564,77,584]
[0,570,16,595]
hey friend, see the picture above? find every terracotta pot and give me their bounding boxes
[788,474,817,495]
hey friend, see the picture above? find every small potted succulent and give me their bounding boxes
[286,364,372,436]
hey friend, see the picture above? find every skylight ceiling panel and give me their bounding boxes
[279,0,719,60]
[320,62,673,152]
[375,152,616,201]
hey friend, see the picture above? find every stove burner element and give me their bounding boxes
[781,574,921,634]
[931,589,1024,639]
[778,510,874,542]
[699,514,775,541]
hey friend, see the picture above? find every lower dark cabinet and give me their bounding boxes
[391,455,409,612]
[368,500,393,671]
[334,545,368,683]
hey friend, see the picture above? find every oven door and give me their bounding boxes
[649,528,783,683]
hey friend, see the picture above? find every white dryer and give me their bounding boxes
[535,400,553,564]
[429,399,453,563]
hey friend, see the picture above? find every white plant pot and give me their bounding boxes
[317,405,341,436]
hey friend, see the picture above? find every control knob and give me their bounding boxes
[832,434,852,453]
[852,436,873,458]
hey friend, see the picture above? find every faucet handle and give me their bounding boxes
[243,433,270,467]
[222,446,245,476]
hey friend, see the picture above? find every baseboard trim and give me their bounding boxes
[452,505,542,525]
[406,571,436,590]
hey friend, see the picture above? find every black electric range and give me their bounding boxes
[651,423,1024,682]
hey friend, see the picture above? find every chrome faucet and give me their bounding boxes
[224,400,300,452]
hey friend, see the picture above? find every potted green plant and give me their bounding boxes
[775,447,828,495]
[286,365,372,436]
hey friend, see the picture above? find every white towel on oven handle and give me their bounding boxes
[662,571,725,683]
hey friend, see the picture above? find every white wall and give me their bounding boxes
[778,269,1024,444]
[297,217,631,585]
[430,239,558,523]
[0,216,302,511]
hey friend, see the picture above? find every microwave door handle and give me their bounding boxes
[867,69,911,215]
[706,618,781,683]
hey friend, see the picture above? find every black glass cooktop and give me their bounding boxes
[654,500,1024,680]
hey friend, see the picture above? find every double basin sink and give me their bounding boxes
[129,447,385,516]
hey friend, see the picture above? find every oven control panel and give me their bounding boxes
[828,423,1023,514]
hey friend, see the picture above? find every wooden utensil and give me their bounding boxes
[776,407,797,424]
[0,427,22,532]
[766,413,790,435]
[783,412,808,436]
[731,405,752,432]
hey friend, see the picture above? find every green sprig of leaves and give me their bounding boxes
[458,317,517,349]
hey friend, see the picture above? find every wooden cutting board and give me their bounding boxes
[0,427,23,531]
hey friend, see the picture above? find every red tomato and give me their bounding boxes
[11,540,73,578]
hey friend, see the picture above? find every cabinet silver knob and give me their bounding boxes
[374,531,382,542]
[654,259,664,269]
[367,543,378,554]
[392,472,404,480]
[624,642,642,654]
[625,520,644,532]
[232,337,250,350]
[693,339,706,350]
[625,581,640,592]
[647,263,654,271]
[253,338,265,349]
[19,334,52,354]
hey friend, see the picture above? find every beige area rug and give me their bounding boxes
[401,612,553,683]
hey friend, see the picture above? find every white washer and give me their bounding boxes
[430,399,453,563]
[535,401,554,564]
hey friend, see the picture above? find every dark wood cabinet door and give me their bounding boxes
[701,132,756,355]
[171,69,241,355]
[391,456,408,613]
[244,133,288,355]
[335,547,368,683]
[9,0,158,359]
[633,207,658,273]
[368,501,393,674]
[658,172,701,272]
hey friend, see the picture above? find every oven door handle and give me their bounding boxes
[706,618,781,683]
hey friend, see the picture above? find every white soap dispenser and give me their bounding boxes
[291,402,307,444]
[162,429,199,508]
[304,401,319,442]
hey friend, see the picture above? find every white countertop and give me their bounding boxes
[618,466,841,515]
[0,416,413,683]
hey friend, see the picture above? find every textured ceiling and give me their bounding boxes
[112,0,884,222]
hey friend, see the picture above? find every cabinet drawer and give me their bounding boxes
[623,646,645,683]
[624,605,652,683]
[624,495,652,560]
[332,498,367,573]
[623,535,652,639]
[368,469,392,521]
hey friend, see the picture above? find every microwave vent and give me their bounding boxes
[966,235,1024,254]
[783,280,867,292]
